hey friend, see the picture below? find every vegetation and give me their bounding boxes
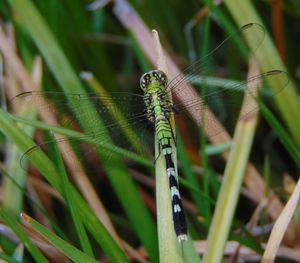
[0,0,300,262]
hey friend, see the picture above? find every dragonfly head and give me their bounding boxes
[140,70,168,93]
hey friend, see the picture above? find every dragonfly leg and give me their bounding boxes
[167,118,177,145]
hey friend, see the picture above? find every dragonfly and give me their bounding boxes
[12,23,289,242]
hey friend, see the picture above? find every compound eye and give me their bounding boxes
[154,70,168,86]
[140,73,150,90]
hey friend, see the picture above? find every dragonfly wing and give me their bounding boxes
[11,91,146,129]
[20,114,153,174]
[167,23,265,98]
[173,70,289,139]
[11,91,153,174]
[163,23,289,140]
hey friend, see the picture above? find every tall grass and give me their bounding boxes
[0,0,300,262]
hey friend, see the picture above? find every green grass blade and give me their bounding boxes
[153,28,199,262]
[0,253,22,263]
[176,136,202,211]
[20,214,98,263]
[52,134,94,258]
[203,67,259,262]
[259,101,300,166]
[2,90,37,217]
[0,110,62,190]
[9,113,152,167]
[0,209,49,263]
[0,164,71,243]
[205,141,232,155]
[2,143,27,216]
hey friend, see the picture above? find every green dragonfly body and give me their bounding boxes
[140,69,187,241]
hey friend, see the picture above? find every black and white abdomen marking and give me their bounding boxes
[165,152,188,241]
[156,116,188,241]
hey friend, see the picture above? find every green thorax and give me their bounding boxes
[139,69,172,122]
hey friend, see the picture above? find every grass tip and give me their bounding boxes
[20,212,30,222]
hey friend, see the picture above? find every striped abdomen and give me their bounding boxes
[139,69,187,241]
[156,116,188,241]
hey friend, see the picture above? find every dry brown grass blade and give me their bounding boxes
[271,0,285,62]
[262,174,300,262]
[112,0,299,245]
[0,25,123,248]
[27,176,64,202]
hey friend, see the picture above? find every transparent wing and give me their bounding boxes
[164,23,288,138]
[11,91,153,173]
[167,23,266,96]
[11,23,288,174]
[172,70,289,139]
[12,91,146,128]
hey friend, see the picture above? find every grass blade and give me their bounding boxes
[0,109,129,262]
[259,101,300,166]
[0,209,49,263]
[7,0,158,260]
[153,29,199,262]
[203,60,260,263]
[262,175,300,262]
[0,253,22,263]
[20,213,98,263]
[51,134,94,257]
